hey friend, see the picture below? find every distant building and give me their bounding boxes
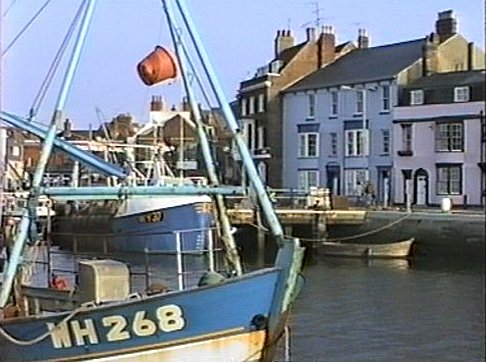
[236,26,355,187]
[281,10,485,206]
[1,128,25,191]
[14,96,230,186]
[393,69,486,207]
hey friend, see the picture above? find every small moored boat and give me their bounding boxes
[321,238,415,259]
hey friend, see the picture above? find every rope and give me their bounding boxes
[2,0,21,17]
[0,305,88,346]
[29,1,85,118]
[2,0,52,56]
[247,212,413,242]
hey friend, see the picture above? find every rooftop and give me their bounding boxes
[285,38,427,92]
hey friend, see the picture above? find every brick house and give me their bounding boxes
[236,26,356,187]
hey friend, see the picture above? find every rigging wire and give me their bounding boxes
[28,1,86,120]
[2,0,52,56]
[2,0,21,17]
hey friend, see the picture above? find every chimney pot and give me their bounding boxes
[63,118,72,138]
[358,28,369,49]
[318,25,336,67]
[275,28,295,57]
[306,27,316,42]
[435,9,457,42]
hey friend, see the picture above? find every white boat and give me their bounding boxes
[321,238,415,259]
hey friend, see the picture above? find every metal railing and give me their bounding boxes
[1,226,223,295]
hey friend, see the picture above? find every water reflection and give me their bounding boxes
[317,256,411,271]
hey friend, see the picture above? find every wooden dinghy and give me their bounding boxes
[321,238,415,259]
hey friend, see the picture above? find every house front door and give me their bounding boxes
[416,176,427,205]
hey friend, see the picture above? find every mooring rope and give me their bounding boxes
[248,211,413,242]
[0,305,88,346]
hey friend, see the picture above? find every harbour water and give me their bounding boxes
[2,231,485,362]
[239,232,485,362]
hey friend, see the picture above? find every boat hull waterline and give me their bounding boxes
[0,269,282,361]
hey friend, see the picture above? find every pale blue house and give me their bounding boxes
[281,11,484,205]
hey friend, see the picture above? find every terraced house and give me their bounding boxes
[281,10,485,205]
[393,69,485,207]
[236,26,356,187]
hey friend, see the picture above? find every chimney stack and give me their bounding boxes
[274,29,295,57]
[358,28,369,49]
[422,34,439,76]
[435,10,457,42]
[63,118,72,138]
[150,95,164,111]
[318,26,336,67]
[306,27,316,42]
[467,42,474,70]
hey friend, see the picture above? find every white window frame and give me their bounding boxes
[243,119,256,151]
[12,146,20,157]
[401,124,413,152]
[437,165,462,195]
[330,132,338,156]
[344,169,368,196]
[307,93,316,119]
[381,85,391,111]
[356,90,364,114]
[330,91,338,116]
[435,122,464,152]
[257,94,265,113]
[454,86,470,102]
[257,126,265,149]
[249,96,256,114]
[298,132,319,158]
[381,129,390,155]
[345,129,368,156]
[240,98,247,116]
[410,90,424,105]
[298,170,319,189]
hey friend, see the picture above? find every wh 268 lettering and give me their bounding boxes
[47,304,185,349]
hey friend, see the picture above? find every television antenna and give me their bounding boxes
[300,1,331,29]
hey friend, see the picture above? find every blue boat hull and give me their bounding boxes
[54,201,214,253]
[0,269,283,362]
[111,202,214,253]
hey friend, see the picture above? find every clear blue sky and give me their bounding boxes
[1,0,484,129]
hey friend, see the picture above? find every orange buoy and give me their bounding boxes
[50,274,69,291]
[137,46,179,86]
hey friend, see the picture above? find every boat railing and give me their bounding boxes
[1,226,224,303]
[226,187,333,210]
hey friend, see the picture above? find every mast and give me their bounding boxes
[163,0,242,275]
[0,0,4,227]
[173,0,285,244]
[0,0,98,309]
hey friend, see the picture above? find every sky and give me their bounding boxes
[1,0,485,130]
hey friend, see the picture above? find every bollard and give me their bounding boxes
[441,197,452,212]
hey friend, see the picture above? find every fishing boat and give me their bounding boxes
[321,238,415,259]
[0,1,305,361]
[53,106,214,254]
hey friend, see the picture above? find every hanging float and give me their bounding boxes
[137,46,179,86]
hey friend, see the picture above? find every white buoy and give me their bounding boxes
[441,197,452,212]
